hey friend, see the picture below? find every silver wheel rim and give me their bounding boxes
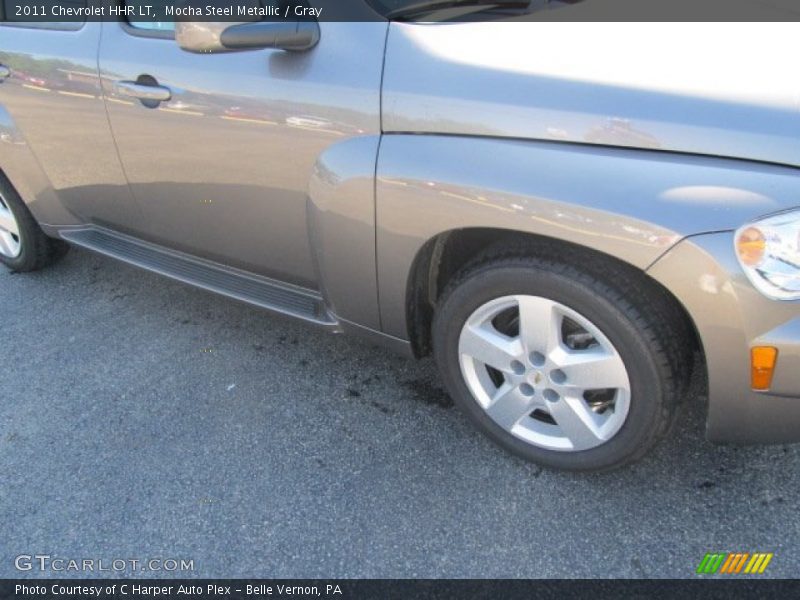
[0,192,21,258]
[458,295,631,452]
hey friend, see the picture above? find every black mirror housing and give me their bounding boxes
[220,21,320,52]
[175,20,320,54]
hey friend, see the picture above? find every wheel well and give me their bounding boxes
[405,228,705,380]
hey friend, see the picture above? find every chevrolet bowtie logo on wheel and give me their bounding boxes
[696,552,773,575]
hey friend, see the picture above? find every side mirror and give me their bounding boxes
[176,20,320,54]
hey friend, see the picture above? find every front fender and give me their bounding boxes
[376,135,800,339]
[647,232,800,444]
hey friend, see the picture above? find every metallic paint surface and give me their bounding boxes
[755,320,800,398]
[98,21,387,288]
[383,22,800,168]
[647,232,800,444]
[0,23,139,228]
[308,135,382,330]
[375,134,800,339]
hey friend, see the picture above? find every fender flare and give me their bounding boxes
[375,134,800,339]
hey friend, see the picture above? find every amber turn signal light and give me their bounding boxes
[736,226,766,267]
[751,346,778,391]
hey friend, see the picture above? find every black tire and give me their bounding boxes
[432,247,688,472]
[0,172,68,272]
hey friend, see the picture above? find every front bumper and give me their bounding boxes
[647,231,800,444]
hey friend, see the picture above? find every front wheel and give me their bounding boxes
[432,252,685,472]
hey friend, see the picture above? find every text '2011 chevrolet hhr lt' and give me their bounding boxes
[1,3,799,471]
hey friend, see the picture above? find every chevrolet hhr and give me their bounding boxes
[1,5,799,470]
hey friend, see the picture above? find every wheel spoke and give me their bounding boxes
[548,394,605,450]
[517,296,561,355]
[557,348,628,391]
[486,383,536,430]
[460,323,522,373]
[0,231,14,256]
[0,204,18,236]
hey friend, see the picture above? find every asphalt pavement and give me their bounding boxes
[2,247,799,578]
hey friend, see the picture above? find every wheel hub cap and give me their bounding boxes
[458,295,631,452]
[0,192,21,258]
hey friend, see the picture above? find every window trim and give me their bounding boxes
[115,0,175,40]
[119,19,175,40]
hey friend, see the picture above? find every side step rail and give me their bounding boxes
[60,227,338,328]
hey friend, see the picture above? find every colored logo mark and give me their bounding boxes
[697,552,773,575]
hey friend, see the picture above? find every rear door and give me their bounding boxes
[98,14,386,289]
[0,20,140,229]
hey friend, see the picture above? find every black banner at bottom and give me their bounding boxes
[2,580,800,600]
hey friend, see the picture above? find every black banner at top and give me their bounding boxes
[1,0,800,23]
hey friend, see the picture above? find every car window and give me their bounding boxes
[127,20,176,32]
[124,0,175,31]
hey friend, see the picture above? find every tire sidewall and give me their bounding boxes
[0,177,64,273]
[433,262,667,471]
[0,191,29,270]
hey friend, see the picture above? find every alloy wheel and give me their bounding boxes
[458,295,631,452]
[0,192,21,258]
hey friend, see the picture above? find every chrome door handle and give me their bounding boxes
[115,80,171,102]
[0,65,10,80]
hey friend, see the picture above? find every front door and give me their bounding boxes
[98,15,386,289]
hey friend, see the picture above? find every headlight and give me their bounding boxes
[735,210,800,300]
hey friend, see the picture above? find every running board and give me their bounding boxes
[61,227,338,328]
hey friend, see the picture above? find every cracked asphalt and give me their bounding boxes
[2,247,799,578]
